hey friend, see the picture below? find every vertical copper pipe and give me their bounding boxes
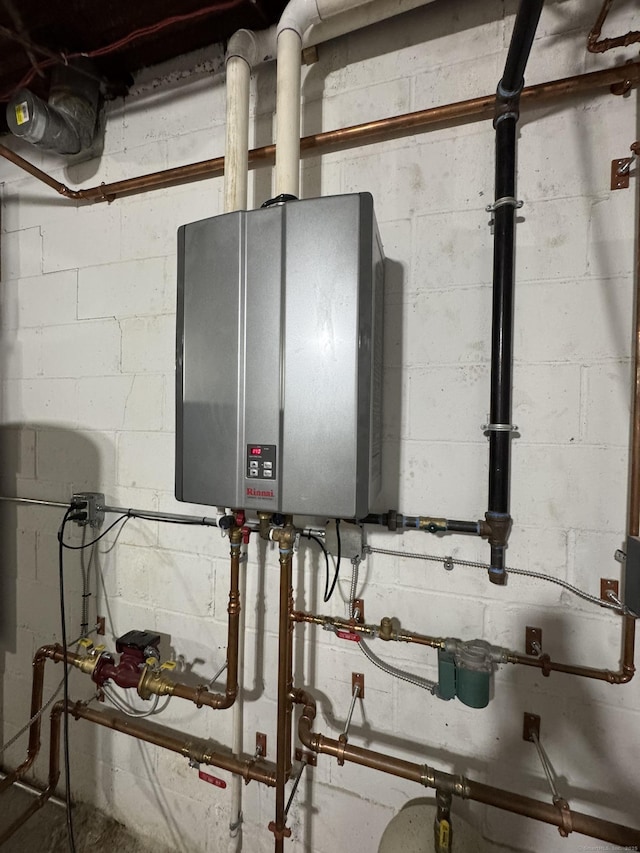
[0,701,63,845]
[222,527,242,706]
[270,538,295,850]
[134,530,243,708]
[0,644,69,794]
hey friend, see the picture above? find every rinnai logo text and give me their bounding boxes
[246,487,275,499]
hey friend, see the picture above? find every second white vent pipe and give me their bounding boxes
[224,0,438,206]
[275,0,373,197]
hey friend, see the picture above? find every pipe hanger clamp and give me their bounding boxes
[482,421,519,435]
[485,196,524,212]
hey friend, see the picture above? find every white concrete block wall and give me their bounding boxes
[1,0,640,851]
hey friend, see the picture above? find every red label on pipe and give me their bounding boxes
[199,770,227,789]
[336,630,361,642]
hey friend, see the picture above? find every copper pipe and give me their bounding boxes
[120,529,243,708]
[270,535,295,849]
[0,145,82,197]
[165,525,242,708]
[0,700,63,845]
[294,607,634,682]
[507,650,625,683]
[0,643,73,794]
[587,0,640,53]
[508,613,635,684]
[291,608,444,648]
[1,62,639,204]
[3,534,243,793]
[67,700,277,786]
[294,689,640,846]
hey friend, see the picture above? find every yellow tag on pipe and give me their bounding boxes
[15,101,29,126]
[439,819,450,848]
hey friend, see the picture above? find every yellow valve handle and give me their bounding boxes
[439,819,450,849]
[145,656,159,667]
[93,644,106,654]
[160,660,177,671]
[78,638,93,650]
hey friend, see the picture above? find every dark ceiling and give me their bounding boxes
[0,0,287,125]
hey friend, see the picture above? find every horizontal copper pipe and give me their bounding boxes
[294,688,640,846]
[508,614,635,684]
[0,700,62,846]
[291,609,444,647]
[1,61,639,203]
[295,607,634,682]
[69,700,276,787]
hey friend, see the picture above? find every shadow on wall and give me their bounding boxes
[479,608,640,849]
[0,425,104,826]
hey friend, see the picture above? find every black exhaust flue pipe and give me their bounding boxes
[485,0,544,585]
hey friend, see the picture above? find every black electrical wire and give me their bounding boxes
[323,519,342,602]
[57,507,77,853]
[60,512,131,550]
[305,532,329,577]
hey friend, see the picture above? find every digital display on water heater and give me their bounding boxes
[246,444,276,480]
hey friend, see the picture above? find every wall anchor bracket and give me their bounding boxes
[525,626,542,657]
[352,598,365,623]
[255,732,267,758]
[600,578,619,603]
[522,712,540,742]
[523,712,566,812]
[340,674,364,744]
[612,157,633,189]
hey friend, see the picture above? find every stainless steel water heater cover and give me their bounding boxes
[176,193,384,518]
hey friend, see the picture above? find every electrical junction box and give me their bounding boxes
[624,535,640,615]
[176,193,384,518]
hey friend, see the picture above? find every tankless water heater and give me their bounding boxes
[175,193,384,518]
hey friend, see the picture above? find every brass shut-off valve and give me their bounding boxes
[379,617,395,641]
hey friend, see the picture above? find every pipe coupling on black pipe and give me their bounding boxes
[493,93,520,127]
[482,512,512,546]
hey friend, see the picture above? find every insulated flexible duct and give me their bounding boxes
[6,62,100,155]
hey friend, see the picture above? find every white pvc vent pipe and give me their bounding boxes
[275,27,305,197]
[224,56,251,212]
[225,0,438,206]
